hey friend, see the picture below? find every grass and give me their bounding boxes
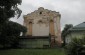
[0,48,66,55]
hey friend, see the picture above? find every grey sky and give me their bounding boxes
[10,0,85,30]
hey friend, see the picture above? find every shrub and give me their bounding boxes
[66,37,85,55]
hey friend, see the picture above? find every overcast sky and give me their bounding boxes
[10,0,85,30]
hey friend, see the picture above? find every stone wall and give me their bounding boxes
[23,7,62,47]
[19,38,50,48]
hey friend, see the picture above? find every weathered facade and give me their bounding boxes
[21,7,62,48]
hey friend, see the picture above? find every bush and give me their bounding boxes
[66,37,85,55]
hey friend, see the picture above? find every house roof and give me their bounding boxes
[69,22,85,31]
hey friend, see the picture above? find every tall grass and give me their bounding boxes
[0,48,66,55]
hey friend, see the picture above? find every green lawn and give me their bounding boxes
[0,48,66,55]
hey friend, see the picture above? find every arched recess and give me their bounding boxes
[28,21,32,36]
[49,19,55,36]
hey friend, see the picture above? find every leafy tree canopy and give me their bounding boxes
[0,0,22,23]
[0,21,27,47]
[62,24,73,37]
[0,0,27,48]
[62,24,73,46]
[1,21,27,36]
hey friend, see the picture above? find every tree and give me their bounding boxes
[62,24,73,46]
[0,0,22,23]
[0,21,27,48]
[0,0,25,48]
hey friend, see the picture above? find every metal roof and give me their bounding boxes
[69,22,85,31]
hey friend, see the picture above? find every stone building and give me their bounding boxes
[19,7,62,48]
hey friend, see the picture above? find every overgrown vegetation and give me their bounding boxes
[0,0,27,48]
[0,0,22,23]
[66,37,85,55]
[0,49,66,55]
[0,21,27,48]
[62,24,73,46]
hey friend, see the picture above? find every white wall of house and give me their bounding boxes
[65,35,71,44]
[65,31,85,44]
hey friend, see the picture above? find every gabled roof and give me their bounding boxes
[69,22,85,31]
[74,22,85,28]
